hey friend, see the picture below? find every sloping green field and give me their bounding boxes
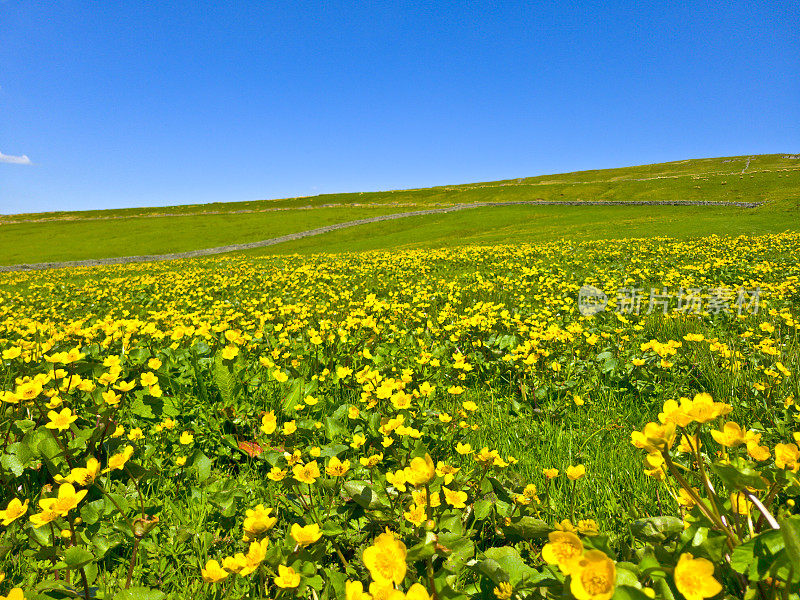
[1,153,798,265]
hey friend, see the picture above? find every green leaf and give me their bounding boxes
[613,586,652,600]
[478,546,541,586]
[63,546,94,570]
[778,515,800,574]
[193,451,212,484]
[472,500,492,520]
[711,460,767,491]
[113,587,166,600]
[502,516,552,540]
[342,481,383,509]
[630,516,683,542]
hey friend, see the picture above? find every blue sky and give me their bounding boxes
[1,1,798,214]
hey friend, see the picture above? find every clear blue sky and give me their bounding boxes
[2,1,798,214]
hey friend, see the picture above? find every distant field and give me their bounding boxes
[1,154,798,265]
[0,206,407,265]
[247,197,800,255]
[3,154,799,223]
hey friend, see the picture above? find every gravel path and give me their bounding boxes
[0,199,764,273]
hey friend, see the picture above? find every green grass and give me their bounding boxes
[3,154,799,221]
[2,153,798,264]
[247,197,800,255]
[0,206,407,265]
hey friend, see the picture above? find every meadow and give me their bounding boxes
[2,154,799,266]
[1,232,799,600]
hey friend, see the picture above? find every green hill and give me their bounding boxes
[1,153,798,265]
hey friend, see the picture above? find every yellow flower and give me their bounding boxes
[179,431,194,445]
[369,582,405,600]
[348,406,360,419]
[140,372,158,387]
[730,492,752,515]
[406,583,431,600]
[541,530,583,574]
[127,427,144,441]
[360,453,383,468]
[631,422,677,453]
[455,442,472,455]
[577,519,599,535]
[267,467,287,481]
[442,486,468,508]
[243,504,277,538]
[201,559,228,583]
[176,456,187,467]
[362,529,407,584]
[543,468,559,479]
[326,456,351,477]
[386,469,407,492]
[104,445,135,472]
[673,553,722,600]
[221,345,239,360]
[710,422,746,447]
[63,458,101,487]
[404,453,435,486]
[345,580,373,600]
[239,538,269,576]
[293,461,321,484]
[260,411,277,434]
[0,498,29,526]
[566,465,586,481]
[0,589,24,600]
[283,420,297,435]
[684,393,732,424]
[569,550,616,600]
[46,408,78,432]
[102,389,122,406]
[147,357,162,370]
[404,503,426,526]
[351,433,367,448]
[774,443,800,472]
[274,565,301,588]
[462,400,477,411]
[493,582,513,599]
[291,522,322,547]
[273,369,289,383]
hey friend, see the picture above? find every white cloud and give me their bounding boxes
[0,150,33,165]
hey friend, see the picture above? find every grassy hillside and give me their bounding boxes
[1,153,798,265]
[0,206,407,265]
[247,196,800,255]
[3,154,799,223]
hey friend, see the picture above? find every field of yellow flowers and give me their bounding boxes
[0,233,799,600]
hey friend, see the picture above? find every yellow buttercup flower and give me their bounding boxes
[541,530,583,574]
[493,582,513,599]
[104,445,135,472]
[566,464,586,481]
[46,408,78,432]
[326,456,351,477]
[543,468,559,479]
[293,461,320,484]
[290,522,322,547]
[362,529,407,584]
[201,559,228,583]
[406,583,431,600]
[710,422,746,447]
[442,486,468,508]
[673,553,722,600]
[179,431,194,445]
[0,498,29,526]
[274,565,301,588]
[569,550,616,600]
[404,503,426,526]
[404,453,435,486]
[243,504,277,538]
[345,580,373,600]
[260,411,277,434]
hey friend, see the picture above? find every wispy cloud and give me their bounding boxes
[0,150,33,165]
